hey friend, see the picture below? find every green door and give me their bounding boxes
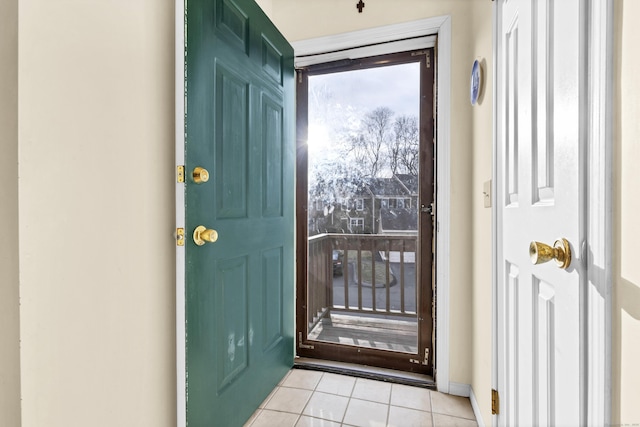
[184,0,295,425]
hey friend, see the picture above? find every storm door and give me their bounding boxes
[296,50,435,375]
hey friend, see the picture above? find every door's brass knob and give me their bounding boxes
[529,238,571,269]
[193,225,218,246]
[192,167,209,184]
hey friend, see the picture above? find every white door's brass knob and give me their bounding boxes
[193,225,218,246]
[192,167,210,184]
[529,238,571,269]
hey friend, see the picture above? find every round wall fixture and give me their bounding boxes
[470,59,483,105]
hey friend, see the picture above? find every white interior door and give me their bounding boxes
[496,0,586,426]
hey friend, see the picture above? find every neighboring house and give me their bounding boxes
[378,207,418,235]
[366,176,414,234]
[308,186,373,235]
[308,174,418,235]
[393,173,419,209]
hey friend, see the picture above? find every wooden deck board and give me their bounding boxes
[308,313,418,354]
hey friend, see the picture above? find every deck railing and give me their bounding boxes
[307,233,418,332]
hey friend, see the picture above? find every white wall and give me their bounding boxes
[17,1,176,425]
[0,0,21,424]
[614,1,640,424]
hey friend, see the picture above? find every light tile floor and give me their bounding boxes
[244,369,478,427]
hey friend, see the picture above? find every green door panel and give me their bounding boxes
[185,0,294,425]
[215,65,249,219]
[262,96,284,217]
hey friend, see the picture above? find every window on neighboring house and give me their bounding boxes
[394,198,411,209]
[350,218,364,232]
[381,198,389,209]
[355,198,364,211]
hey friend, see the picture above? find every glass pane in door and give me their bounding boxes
[306,62,421,354]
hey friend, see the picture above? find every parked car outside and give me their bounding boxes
[332,250,343,276]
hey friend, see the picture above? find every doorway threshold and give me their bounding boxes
[294,357,435,389]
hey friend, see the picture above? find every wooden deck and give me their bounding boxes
[307,312,418,354]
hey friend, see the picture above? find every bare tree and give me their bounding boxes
[348,107,394,177]
[387,129,402,175]
[393,115,419,175]
[308,158,366,208]
[309,83,334,124]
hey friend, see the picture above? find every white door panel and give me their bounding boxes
[497,0,585,426]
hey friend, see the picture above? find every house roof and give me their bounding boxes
[365,177,410,197]
[379,207,418,231]
[394,174,418,194]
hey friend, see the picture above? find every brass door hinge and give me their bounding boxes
[491,389,500,415]
[176,228,185,246]
[177,165,185,183]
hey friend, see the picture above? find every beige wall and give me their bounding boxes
[17,1,176,425]
[469,2,493,426]
[11,1,635,426]
[0,0,22,424]
[269,0,490,420]
[255,0,273,17]
[614,0,640,425]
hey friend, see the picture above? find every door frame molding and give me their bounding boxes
[491,0,613,424]
[292,15,453,393]
[584,0,614,423]
[175,0,186,425]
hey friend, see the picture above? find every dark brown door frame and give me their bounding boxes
[295,49,436,375]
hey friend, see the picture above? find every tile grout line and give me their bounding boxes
[297,371,325,424]
[252,369,290,420]
[339,375,356,426]
[385,383,393,427]
[430,390,435,427]
[247,379,283,427]
[257,371,325,425]
[263,370,475,427]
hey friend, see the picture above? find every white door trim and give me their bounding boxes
[292,15,453,393]
[175,0,186,425]
[490,1,613,424]
[584,0,614,423]
[491,4,499,420]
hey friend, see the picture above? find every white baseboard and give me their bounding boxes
[469,386,486,427]
[446,383,485,427]
[448,382,470,397]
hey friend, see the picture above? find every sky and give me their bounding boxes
[309,61,421,118]
[306,61,422,185]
